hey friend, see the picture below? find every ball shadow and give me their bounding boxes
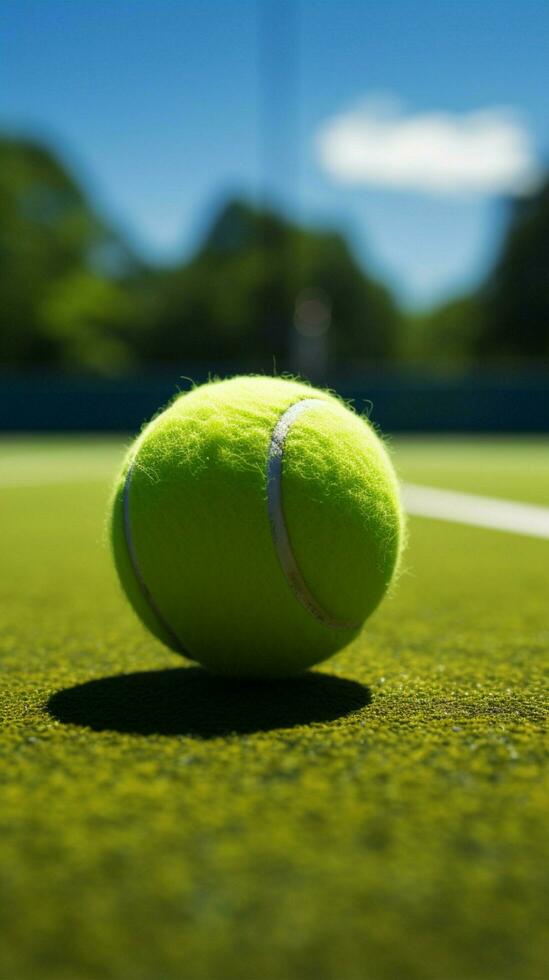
[47,666,371,738]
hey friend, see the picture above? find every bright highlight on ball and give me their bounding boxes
[110,375,404,677]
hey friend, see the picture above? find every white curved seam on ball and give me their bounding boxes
[122,458,189,654]
[267,398,360,631]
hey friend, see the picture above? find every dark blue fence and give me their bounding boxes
[1,371,548,433]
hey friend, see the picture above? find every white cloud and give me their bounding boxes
[316,97,540,196]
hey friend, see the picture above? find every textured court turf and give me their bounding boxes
[0,436,548,980]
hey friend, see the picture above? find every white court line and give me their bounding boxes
[1,464,548,541]
[403,483,549,540]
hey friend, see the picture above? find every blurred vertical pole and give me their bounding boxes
[258,0,330,382]
[258,0,299,208]
[257,0,300,370]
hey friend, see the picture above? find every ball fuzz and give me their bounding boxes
[110,376,404,677]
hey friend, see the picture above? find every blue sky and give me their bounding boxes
[2,0,548,307]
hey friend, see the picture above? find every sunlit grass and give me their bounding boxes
[0,437,547,980]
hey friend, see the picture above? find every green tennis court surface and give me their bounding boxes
[1,436,548,980]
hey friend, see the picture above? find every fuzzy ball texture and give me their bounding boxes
[110,375,404,677]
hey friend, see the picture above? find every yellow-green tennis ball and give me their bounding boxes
[110,375,404,677]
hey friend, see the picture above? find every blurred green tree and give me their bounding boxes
[3,134,549,376]
[477,178,549,362]
[399,177,549,371]
[143,199,401,372]
[0,135,141,371]
[400,295,483,371]
[0,138,402,375]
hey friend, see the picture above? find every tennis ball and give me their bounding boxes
[110,375,404,677]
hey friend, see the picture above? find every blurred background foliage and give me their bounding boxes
[1,133,548,378]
